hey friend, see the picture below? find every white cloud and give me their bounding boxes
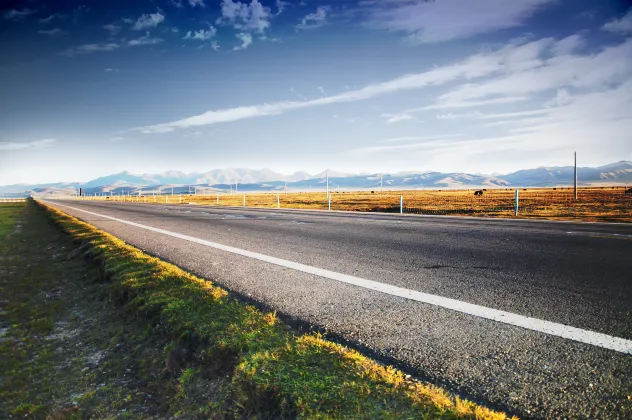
[4,8,36,20]
[61,43,120,56]
[61,34,163,56]
[39,13,65,24]
[276,0,290,16]
[380,134,465,143]
[132,12,165,30]
[435,38,632,107]
[602,8,632,35]
[211,41,220,51]
[544,88,572,108]
[414,96,529,111]
[38,28,66,36]
[183,27,217,41]
[218,0,271,33]
[296,6,329,30]
[103,24,121,35]
[551,34,585,56]
[380,113,418,123]
[436,110,547,120]
[0,139,55,151]
[189,0,206,7]
[350,135,510,154]
[233,32,253,50]
[126,33,163,47]
[365,0,554,44]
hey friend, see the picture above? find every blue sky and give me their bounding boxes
[1,0,632,184]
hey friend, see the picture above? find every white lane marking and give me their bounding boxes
[566,231,632,239]
[49,202,632,355]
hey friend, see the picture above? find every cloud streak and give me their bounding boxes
[61,34,163,56]
[364,0,554,44]
[3,8,36,20]
[0,139,55,151]
[296,6,329,30]
[136,36,632,140]
[133,12,165,30]
[138,45,510,132]
[602,8,632,35]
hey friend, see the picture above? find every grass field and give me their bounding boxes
[0,202,25,240]
[94,186,632,222]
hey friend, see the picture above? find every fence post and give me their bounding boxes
[277,193,280,209]
[243,194,246,207]
[514,189,519,216]
[400,196,403,214]
[328,193,331,211]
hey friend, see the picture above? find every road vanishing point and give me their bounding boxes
[43,199,632,419]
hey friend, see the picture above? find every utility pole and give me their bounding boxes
[235,182,238,193]
[574,151,578,201]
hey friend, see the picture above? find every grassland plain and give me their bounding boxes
[0,200,518,419]
[86,186,631,223]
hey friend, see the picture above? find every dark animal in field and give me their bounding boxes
[474,190,483,196]
[625,188,632,195]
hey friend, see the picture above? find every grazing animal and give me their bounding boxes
[624,188,632,195]
[474,190,483,196]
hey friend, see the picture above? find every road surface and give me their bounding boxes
[43,199,632,419]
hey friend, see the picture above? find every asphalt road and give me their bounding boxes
[43,199,632,419]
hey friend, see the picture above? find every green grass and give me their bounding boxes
[32,199,517,419]
[0,202,24,240]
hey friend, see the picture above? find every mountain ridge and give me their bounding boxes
[1,161,630,196]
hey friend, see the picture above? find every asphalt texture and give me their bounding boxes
[44,199,632,419]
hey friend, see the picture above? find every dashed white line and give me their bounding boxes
[48,202,632,355]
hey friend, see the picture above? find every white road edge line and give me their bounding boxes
[566,231,632,239]
[49,201,632,355]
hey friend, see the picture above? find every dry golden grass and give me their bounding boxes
[97,186,631,222]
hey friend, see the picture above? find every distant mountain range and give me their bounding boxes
[2,161,631,196]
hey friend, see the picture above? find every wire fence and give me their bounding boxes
[62,186,632,222]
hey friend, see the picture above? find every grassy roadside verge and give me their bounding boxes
[1,201,179,418]
[0,202,24,239]
[17,199,515,418]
